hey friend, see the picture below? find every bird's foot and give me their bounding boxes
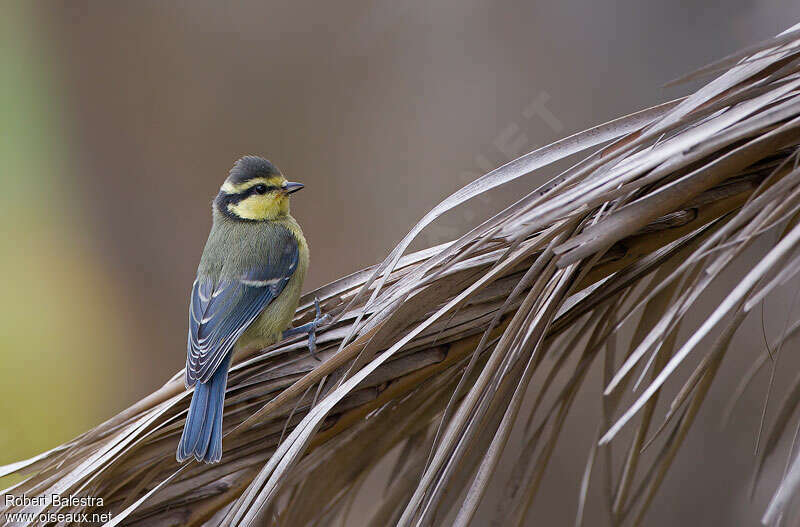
[283,297,331,361]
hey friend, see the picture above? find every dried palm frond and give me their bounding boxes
[5,23,800,527]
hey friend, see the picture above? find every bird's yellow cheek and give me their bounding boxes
[227,194,288,220]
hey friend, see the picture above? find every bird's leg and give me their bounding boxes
[283,297,331,361]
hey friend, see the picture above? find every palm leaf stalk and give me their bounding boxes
[5,23,800,527]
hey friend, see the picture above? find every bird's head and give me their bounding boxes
[214,156,304,221]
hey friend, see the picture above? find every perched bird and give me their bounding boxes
[177,156,326,464]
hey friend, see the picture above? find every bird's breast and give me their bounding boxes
[234,214,309,353]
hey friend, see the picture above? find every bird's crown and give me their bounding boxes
[227,156,280,185]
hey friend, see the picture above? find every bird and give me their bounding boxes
[177,155,327,464]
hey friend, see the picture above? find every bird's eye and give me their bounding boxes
[253,184,268,195]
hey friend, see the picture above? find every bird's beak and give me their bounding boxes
[284,181,305,194]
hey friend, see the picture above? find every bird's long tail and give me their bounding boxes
[176,353,231,463]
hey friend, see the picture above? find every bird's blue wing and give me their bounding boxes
[186,232,299,386]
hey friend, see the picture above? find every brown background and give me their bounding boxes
[2,1,800,524]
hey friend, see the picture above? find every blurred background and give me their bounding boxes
[2,1,800,524]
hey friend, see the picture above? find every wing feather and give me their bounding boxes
[185,230,299,386]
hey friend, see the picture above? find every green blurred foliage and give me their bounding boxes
[0,4,130,480]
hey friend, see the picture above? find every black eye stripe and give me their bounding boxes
[248,184,279,196]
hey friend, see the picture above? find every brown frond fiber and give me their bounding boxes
[5,23,800,527]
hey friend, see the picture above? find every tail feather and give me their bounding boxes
[177,353,231,463]
[206,358,228,463]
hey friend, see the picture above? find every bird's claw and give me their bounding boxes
[314,296,332,325]
[307,297,331,361]
[283,297,330,361]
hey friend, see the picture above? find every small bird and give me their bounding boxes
[177,156,326,464]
